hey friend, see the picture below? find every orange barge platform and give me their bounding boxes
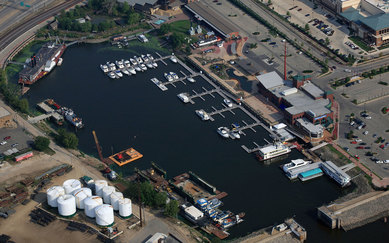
[108,148,143,166]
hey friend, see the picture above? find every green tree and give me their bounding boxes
[304,23,310,32]
[17,98,29,113]
[57,129,78,149]
[164,200,179,218]
[325,37,330,45]
[286,11,290,16]
[127,12,140,25]
[170,32,185,49]
[158,23,171,35]
[121,1,130,13]
[34,136,50,151]
[154,192,167,208]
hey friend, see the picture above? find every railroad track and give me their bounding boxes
[0,0,83,52]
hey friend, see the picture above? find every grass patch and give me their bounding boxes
[327,144,352,163]
[169,20,194,36]
[349,36,374,52]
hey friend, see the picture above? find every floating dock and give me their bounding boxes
[108,148,143,166]
[285,162,322,180]
[298,168,323,181]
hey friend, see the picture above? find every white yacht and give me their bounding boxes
[108,62,116,71]
[282,159,311,173]
[187,77,195,83]
[164,73,173,82]
[146,62,153,69]
[141,54,149,62]
[151,78,168,91]
[170,55,178,63]
[100,64,109,73]
[108,72,116,79]
[230,131,241,139]
[147,54,154,60]
[130,58,138,65]
[128,66,136,75]
[115,60,124,69]
[122,69,130,75]
[177,93,190,103]
[135,56,143,64]
[195,109,210,121]
[170,72,179,80]
[152,61,158,68]
[223,99,233,107]
[134,65,141,72]
[115,70,123,78]
[217,127,230,138]
[124,60,131,67]
[257,142,291,161]
[140,63,147,71]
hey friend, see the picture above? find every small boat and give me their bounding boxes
[122,69,130,75]
[140,63,147,71]
[147,54,154,60]
[128,66,136,75]
[135,56,143,64]
[217,127,230,138]
[152,62,158,68]
[141,54,149,62]
[146,62,153,69]
[100,64,109,73]
[57,58,63,66]
[115,70,123,78]
[170,55,178,63]
[195,109,210,121]
[107,62,116,71]
[108,72,116,79]
[115,60,124,69]
[282,159,311,173]
[223,99,233,107]
[124,60,131,67]
[230,131,240,139]
[169,72,179,80]
[130,58,138,65]
[134,65,141,72]
[164,73,173,82]
[187,77,195,83]
[177,93,190,103]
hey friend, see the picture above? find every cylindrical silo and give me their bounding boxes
[72,187,92,209]
[118,198,132,218]
[94,180,108,197]
[57,194,76,217]
[102,186,115,204]
[47,186,65,207]
[63,179,81,194]
[95,204,114,226]
[110,191,123,211]
[84,196,103,218]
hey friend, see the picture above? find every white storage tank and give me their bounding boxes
[57,194,76,217]
[63,179,81,194]
[102,186,115,204]
[118,198,132,218]
[72,187,92,209]
[47,186,65,207]
[84,196,103,218]
[94,180,108,197]
[110,191,123,211]
[95,204,114,226]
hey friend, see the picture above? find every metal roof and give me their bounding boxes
[360,13,389,31]
[185,2,238,38]
[301,82,324,98]
[340,8,364,22]
[185,206,204,219]
[256,71,284,89]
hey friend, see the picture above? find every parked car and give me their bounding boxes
[3,136,10,140]
[11,143,18,148]
[356,146,364,149]
[363,131,369,135]
[344,147,350,152]
[0,141,6,146]
[360,142,367,145]
[305,14,310,17]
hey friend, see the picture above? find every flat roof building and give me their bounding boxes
[184,206,204,221]
[185,1,239,39]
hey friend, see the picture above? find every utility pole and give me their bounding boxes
[137,175,143,227]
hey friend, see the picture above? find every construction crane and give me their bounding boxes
[92,130,104,162]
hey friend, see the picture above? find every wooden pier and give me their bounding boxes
[241,142,266,153]
[187,87,218,104]
[206,105,236,121]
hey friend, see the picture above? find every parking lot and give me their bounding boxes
[0,126,32,156]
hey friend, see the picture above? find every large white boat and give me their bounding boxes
[141,54,149,63]
[115,70,123,78]
[115,60,124,69]
[100,64,109,73]
[127,66,136,75]
[223,98,233,107]
[177,93,190,103]
[187,77,195,83]
[169,72,179,80]
[164,73,173,82]
[229,131,240,139]
[217,127,230,138]
[124,60,131,68]
[135,56,143,64]
[61,108,84,128]
[170,55,178,63]
[130,58,137,65]
[151,78,168,91]
[108,62,116,71]
[152,61,158,68]
[195,109,210,121]
[108,72,116,79]
[257,142,291,160]
[147,54,154,60]
[146,62,153,69]
[282,159,311,173]
[140,63,147,71]
[134,65,141,72]
[122,69,130,75]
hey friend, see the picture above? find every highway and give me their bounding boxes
[0,0,83,53]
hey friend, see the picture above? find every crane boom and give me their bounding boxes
[92,130,104,162]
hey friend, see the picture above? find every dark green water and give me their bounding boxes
[23,43,389,242]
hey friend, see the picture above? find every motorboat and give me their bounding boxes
[177,93,190,103]
[152,61,158,68]
[134,65,141,72]
[100,64,109,73]
[115,70,123,78]
[187,77,195,83]
[147,54,154,60]
[122,69,130,75]
[170,55,178,63]
[169,72,179,80]
[195,109,210,121]
[130,58,137,65]
[108,72,116,79]
[230,131,241,139]
[283,159,312,173]
[146,62,153,69]
[107,62,116,71]
[223,98,233,107]
[135,56,143,64]
[140,63,147,71]
[124,60,131,67]
[141,54,149,62]
[217,127,230,138]
[115,60,124,69]
[128,66,136,74]
[164,73,173,82]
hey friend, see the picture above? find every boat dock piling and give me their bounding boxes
[187,87,218,104]
[154,52,168,66]
[241,141,267,153]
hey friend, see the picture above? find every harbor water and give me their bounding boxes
[23,43,389,242]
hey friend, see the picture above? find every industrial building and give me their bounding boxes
[256,72,334,139]
[117,0,159,13]
[185,1,239,39]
